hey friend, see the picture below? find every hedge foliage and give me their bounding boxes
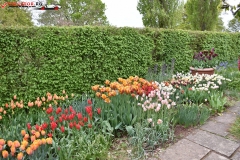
[0,26,239,105]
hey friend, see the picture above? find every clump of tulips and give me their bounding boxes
[27,98,101,137]
[0,91,75,122]
[0,131,53,159]
[91,76,158,103]
[0,97,101,159]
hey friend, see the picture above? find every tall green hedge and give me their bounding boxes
[0,26,239,105]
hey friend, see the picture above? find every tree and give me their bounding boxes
[137,0,184,28]
[216,17,225,32]
[0,1,33,26]
[37,0,108,26]
[221,0,240,20]
[227,17,240,32]
[185,0,221,31]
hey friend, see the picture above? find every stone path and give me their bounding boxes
[158,101,240,160]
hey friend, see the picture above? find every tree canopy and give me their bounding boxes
[137,0,184,28]
[0,0,33,27]
[185,0,221,31]
[227,17,240,32]
[222,0,240,20]
[37,0,109,26]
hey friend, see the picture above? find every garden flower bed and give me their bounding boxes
[0,63,239,159]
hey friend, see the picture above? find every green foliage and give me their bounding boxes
[175,104,210,127]
[227,17,240,32]
[144,29,194,72]
[216,60,240,92]
[94,94,142,133]
[53,132,110,160]
[229,116,240,140]
[208,91,227,114]
[128,121,174,159]
[0,0,33,27]
[0,26,239,106]
[38,0,109,26]
[0,26,153,105]
[185,0,221,31]
[137,0,184,28]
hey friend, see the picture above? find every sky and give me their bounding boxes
[31,0,239,28]
[101,0,143,28]
[101,0,239,28]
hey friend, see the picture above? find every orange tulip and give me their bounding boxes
[37,139,42,145]
[0,107,3,112]
[26,147,33,155]
[10,146,16,155]
[30,144,38,151]
[28,102,34,107]
[14,140,20,148]
[96,92,101,97]
[41,138,46,145]
[41,130,46,136]
[104,98,111,103]
[20,145,25,151]
[21,130,26,136]
[2,150,8,158]
[0,139,5,146]
[24,134,29,139]
[99,87,106,92]
[0,145,3,151]
[13,95,17,100]
[5,103,9,108]
[105,87,111,92]
[46,137,53,144]
[7,140,13,147]
[91,85,100,91]
[21,140,28,147]
[31,135,36,142]
[105,80,110,85]
[17,152,23,160]
[0,116,2,120]
[101,94,107,100]
[35,131,40,138]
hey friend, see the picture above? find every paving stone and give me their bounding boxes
[227,104,240,114]
[186,130,239,157]
[203,152,229,160]
[200,121,229,137]
[158,139,210,160]
[231,151,240,160]
[214,113,237,124]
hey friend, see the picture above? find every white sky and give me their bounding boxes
[101,0,143,28]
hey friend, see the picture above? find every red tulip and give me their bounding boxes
[60,126,65,132]
[96,108,101,115]
[69,122,74,129]
[49,116,54,122]
[50,121,57,131]
[85,106,92,114]
[77,113,83,120]
[87,99,92,105]
[56,107,62,114]
[46,107,53,114]
[75,124,81,130]
[27,123,31,130]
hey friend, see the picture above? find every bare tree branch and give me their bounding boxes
[222,0,240,16]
